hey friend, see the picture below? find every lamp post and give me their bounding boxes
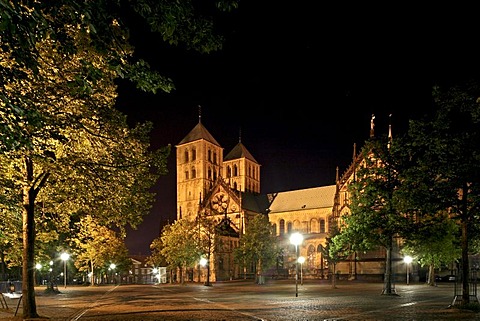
[109,263,116,284]
[289,232,303,297]
[200,257,210,286]
[404,256,413,285]
[61,252,70,288]
[298,256,305,286]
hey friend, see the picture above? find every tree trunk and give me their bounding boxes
[382,237,395,295]
[331,262,336,289]
[461,183,470,304]
[426,263,436,286]
[22,183,39,318]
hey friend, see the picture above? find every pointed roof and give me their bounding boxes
[268,185,336,213]
[224,142,258,163]
[177,121,220,146]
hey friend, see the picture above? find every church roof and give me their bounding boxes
[268,185,336,213]
[224,142,258,163]
[241,192,271,214]
[177,121,221,146]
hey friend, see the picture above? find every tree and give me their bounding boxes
[0,33,168,317]
[1,0,240,152]
[1,2,239,317]
[159,219,201,284]
[334,136,406,295]
[70,215,130,285]
[234,214,279,285]
[396,81,480,303]
[323,222,348,289]
[401,211,460,286]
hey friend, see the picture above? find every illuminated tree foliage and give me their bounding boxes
[332,136,406,295]
[234,214,279,284]
[1,1,238,318]
[70,215,130,286]
[158,219,201,284]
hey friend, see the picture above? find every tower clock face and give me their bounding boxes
[211,192,228,213]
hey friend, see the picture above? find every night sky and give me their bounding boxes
[115,3,480,255]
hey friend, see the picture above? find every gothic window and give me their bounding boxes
[279,219,285,236]
[233,182,238,190]
[272,223,277,236]
[184,150,189,163]
[208,167,212,180]
[208,150,212,162]
[233,164,238,176]
[213,170,217,181]
[185,171,189,180]
[192,148,196,161]
[227,165,232,178]
[213,151,217,164]
[287,222,292,233]
[320,219,325,233]
[191,167,196,179]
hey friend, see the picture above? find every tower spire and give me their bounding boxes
[198,105,202,124]
[388,114,393,150]
[370,114,375,138]
[239,127,242,144]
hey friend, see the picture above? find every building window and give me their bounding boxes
[279,220,285,236]
[208,167,212,179]
[213,151,217,164]
[208,150,212,162]
[272,223,277,235]
[184,150,189,163]
[227,165,232,178]
[287,222,292,233]
[320,219,325,233]
[185,171,189,180]
[192,148,196,161]
[191,167,196,179]
[233,164,238,176]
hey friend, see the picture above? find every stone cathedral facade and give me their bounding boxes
[175,115,404,282]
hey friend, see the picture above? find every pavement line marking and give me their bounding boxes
[69,285,119,321]
[193,296,267,321]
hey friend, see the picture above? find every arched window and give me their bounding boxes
[191,167,196,179]
[279,220,285,236]
[310,218,319,233]
[185,171,189,180]
[213,151,217,164]
[233,164,238,176]
[272,223,277,236]
[287,222,292,233]
[208,167,212,179]
[192,148,196,161]
[184,150,189,163]
[208,150,212,162]
[227,166,232,178]
[320,219,325,233]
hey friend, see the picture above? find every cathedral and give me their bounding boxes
[175,113,405,282]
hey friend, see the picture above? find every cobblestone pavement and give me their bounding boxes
[1,279,480,320]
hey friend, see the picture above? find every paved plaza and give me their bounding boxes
[1,279,480,320]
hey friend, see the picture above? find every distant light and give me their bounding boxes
[61,253,70,261]
[404,256,413,264]
[290,232,303,246]
[35,263,42,270]
[200,258,208,267]
[298,256,305,264]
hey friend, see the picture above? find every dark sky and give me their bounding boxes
[115,3,480,255]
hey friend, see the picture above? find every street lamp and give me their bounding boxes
[289,232,303,297]
[109,263,116,284]
[298,256,305,286]
[404,256,413,285]
[61,252,70,288]
[35,263,42,286]
[200,257,210,286]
